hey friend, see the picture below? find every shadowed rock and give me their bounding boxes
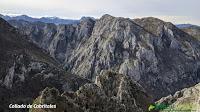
[30,71,152,112]
[0,18,90,112]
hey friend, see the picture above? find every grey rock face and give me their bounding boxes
[66,15,200,99]
[31,71,152,112]
[3,63,15,88]
[5,15,200,100]
[8,17,95,62]
[66,14,155,80]
[0,18,89,112]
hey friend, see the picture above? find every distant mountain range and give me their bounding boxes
[176,24,199,28]
[1,14,199,27]
[0,14,80,25]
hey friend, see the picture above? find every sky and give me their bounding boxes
[0,0,199,25]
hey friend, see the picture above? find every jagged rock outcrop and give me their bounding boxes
[30,71,152,112]
[66,15,200,99]
[0,18,89,112]
[66,14,158,80]
[8,17,95,62]
[156,82,200,111]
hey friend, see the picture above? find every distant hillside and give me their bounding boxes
[176,24,197,28]
[0,14,80,25]
[178,24,200,40]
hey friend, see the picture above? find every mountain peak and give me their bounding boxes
[136,17,165,23]
[80,16,95,23]
[133,17,176,36]
[20,15,29,17]
[101,14,114,19]
[133,17,174,28]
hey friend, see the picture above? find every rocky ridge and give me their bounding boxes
[30,71,152,112]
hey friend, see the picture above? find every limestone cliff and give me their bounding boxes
[66,15,200,99]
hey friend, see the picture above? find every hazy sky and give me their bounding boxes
[0,0,199,25]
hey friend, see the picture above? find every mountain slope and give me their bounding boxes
[0,17,153,112]
[30,71,152,112]
[66,15,200,100]
[8,18,95,62]
[0,18,89,112]
[4,15,200,100]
